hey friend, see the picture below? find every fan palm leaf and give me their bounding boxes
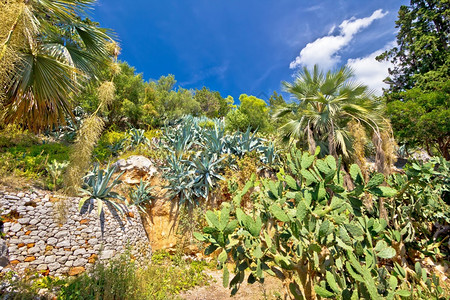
[1,0,113,131]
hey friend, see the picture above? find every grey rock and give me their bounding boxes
[87,238,98,245]
[30,259,44,265]
[47,238,57,245]
[57,256,68,264]
[48,262,60,271]
[73,248,86,256]
[9,238,20,244]
[10,223,22,232]
[37,264,48,271]
[73,258,87,267]
[44,255,56,263]
[55,231,69,239]
[5,195,20,200]
[100,250,115,260]
[29,219,39,225]
[17,218,30,225]
[56,241,70,248]
[28,247,40,254]
[65,260,73,267]
[0,239,8,267]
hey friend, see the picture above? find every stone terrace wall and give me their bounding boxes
[0,188,151,276]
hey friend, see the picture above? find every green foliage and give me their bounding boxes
[0,143,70,180]
[59,251,209,300]
[46,160,69,191]
[377,0,449,91]
[377,1,450,159]
[194,87,234,118]
[226,94,270,132]
[386,157,449,257]
[127,128,149,149]
[129,179,154,213]
[195,148,448,299]
[0,124,39,148]
[79,164,126,216]
[0,251,210,299]
[76,66,233,129]
[162,117,270,205]
[0,270,66,299]
[385,84,450,158]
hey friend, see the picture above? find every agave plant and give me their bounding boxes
[79,164,126,216]
[202,125,226,156]
[163,121,196,157]
[224,127,262,157]
[259,142,278,165]
[107,138,127,156]
[129,179,154,213]
[189,153,225,199]
[127,128,149,149]
[164,154,195,205]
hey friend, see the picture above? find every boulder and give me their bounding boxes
[113,155,158,184]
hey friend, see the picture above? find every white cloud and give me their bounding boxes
[346,43,394,95]
[290,9,388,70]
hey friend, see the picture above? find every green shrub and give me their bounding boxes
[58,251,209,300]
[0,124,39,148]
[93,130,127,161]
[0,143,70,179]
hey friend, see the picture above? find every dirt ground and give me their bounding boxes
[180,269,285,300]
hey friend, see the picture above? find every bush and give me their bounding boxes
[0,124,39,149]
[0,143,70,180]
[60,251,210,300]
[1,251,211,300]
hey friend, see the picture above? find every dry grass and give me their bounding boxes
[65,115,105,195]
[348,120,368,179]
[98,81,116,109]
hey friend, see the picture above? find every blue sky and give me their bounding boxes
[92,0,408,101]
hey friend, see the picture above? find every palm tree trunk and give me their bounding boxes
[328,131,336,158]
[307,123,316,154]
[372,132,388,221]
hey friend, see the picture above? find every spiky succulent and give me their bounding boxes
[79,163,126,216]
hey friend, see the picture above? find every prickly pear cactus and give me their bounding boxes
[195,148,445,299]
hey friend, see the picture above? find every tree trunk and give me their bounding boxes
[328,126,337,158]
[372,132,388,221]
[307,124,316,154]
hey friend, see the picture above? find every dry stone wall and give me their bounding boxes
[0,188,151,276]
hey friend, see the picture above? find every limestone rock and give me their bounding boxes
[114,155,158,184]
[68,266,85,276]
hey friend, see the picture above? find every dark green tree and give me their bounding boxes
[377,0,449,159]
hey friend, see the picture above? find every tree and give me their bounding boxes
[377,0,449,159]
[226,94,269,132]
[0,0,113,132]
[193,87,234,118]
[276,65,387,160]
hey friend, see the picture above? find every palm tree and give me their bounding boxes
[274,65,386,159]
[0,0,114,132]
